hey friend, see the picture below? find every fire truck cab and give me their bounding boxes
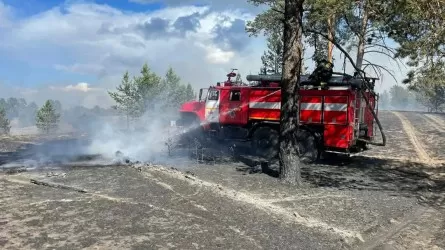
[178,70,383,161]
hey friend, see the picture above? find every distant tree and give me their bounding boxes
[403,62,445,112]
[110,64,197,125]
[159,67,195,112]
[414,84,445,113]
[135,63,162,113]
[389,85,417,110]
[92,105,102,115]
[162,67,182,112]
[6,97,19,118]
[0,98,6,109]
[261,31,283,74]
[183,83,196,101]
[108,71,143,129]
[49,100,62,114]
[18,102,38,127]
[0,106,11,135]
[36,100,60,134]
[378,90,390,110]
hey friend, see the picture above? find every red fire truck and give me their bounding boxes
[177,70,385,161]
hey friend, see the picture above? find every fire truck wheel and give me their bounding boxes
[296,129,320,164]
[251,127,279,159]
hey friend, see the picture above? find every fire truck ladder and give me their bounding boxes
[356,73,386,147]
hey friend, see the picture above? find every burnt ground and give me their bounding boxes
[1,111,445,250]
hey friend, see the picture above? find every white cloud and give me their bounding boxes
[0,0,13,28]
[0,1,265,107]
[0,0,410,110]
[49,82,101,92]
[54,63,106,75]
[0,81,110,109]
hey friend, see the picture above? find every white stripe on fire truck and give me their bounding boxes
[249,102,281,109]
[248,102,346,111]
[324,103,347,111]
[300,103,322,110]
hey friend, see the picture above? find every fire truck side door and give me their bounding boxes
[220,88,248,125]
[205,88,220,123]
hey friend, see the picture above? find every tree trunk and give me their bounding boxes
[279,0,305,185]
[301,45,305,73]
[327,15,335,63]
[356,0,368,70]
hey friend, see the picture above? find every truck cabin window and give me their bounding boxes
[208,90,219,100]
[229,90,241,101]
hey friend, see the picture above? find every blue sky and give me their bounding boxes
[0,0,407,108]
[0,0,265,107]
[2,0,165,16]
[0,0,166,88]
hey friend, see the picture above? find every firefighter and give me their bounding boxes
[309,59,334,89]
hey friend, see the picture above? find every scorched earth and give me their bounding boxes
[1,110,444,250]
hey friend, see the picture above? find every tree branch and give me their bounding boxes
[366,41,407,72]
[362,59,398,83]
[364,50,395,58]
[365,43,397,54]
[271,7,285,15]
[363,63,384,81]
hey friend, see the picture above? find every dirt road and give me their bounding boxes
[1,111,444,250]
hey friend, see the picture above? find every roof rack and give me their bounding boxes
[246,72,378,89]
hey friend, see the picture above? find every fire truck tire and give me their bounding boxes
[296,129,320,164]
[251,127,279,159]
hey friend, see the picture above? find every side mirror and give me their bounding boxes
[199,89,203,102]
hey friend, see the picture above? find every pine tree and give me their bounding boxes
[160,67,196,111]
[108,71,143,129]
[36,100,60,134]
[163,67,182,111]
[0,106,11,135]
[261,31,283,74]
[184,83,195,101]
[135,63,162,113]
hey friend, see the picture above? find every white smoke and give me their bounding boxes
[85,115,176,162]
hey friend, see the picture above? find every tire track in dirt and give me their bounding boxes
[1,175,263,249]
[1,175,210,221]
[354,154,445,165]
[358,207,428,250]
[392,111,431,163]
[424,114,445,133]
[358,207,438,250]
[146,166,365,245]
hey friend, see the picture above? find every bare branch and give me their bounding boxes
[363,59,398,83]
[365,40,407,72]
[364,50,395,58]
[363,63,384,80]
[365,43,397,54]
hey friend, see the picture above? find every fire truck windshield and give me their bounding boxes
[198,88,209,101]
[208,89,219,101]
